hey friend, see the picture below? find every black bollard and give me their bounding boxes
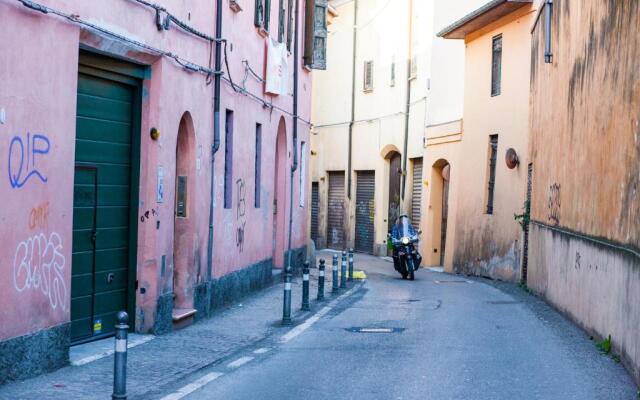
[282,267,293,325]
[340,251,347,289]
[332,254,339,294]
[348,248,354,282]
[301,261,310,311]
[317,259,325,301]
[112,311,129,400]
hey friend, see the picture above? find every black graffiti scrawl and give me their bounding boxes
[236,178,246,252]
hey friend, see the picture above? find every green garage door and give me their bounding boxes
[71,55,141,342]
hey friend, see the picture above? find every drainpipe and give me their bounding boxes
[400,0,413,201]
[286,0,300,273]
[207,0,223,280]
[347,0,358,200]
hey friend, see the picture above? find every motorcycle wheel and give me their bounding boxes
[401,273,408,280]
[407,258,415,281]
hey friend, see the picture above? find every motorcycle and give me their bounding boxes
[388,216,422,280]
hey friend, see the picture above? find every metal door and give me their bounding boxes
[71,60,140,343]
[355,171,375,253]
[326,171,345,249]
[311,182,319,246]
[411,158,423,227]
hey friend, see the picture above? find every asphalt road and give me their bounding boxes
[177,254,638,400]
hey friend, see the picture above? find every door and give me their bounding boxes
[355,171,375,253]
[411,158,423,227]
[326,171,345,250]
[440,164,451,266]
[310,182,319,247]
[273,118,287,268]
[71,54,141,343]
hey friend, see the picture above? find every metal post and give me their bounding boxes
[282,270,292,325]
[317,259,325,301]
[112,311,129,400]
[340,251,347,289]
[332,254,339,294]
[301,261,310,311]
[348,248,354,282]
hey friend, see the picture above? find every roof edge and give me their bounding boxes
[437,0,532,39]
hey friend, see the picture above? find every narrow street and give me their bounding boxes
[156,253,636,400]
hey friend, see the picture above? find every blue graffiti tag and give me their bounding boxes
[8,133,50,189]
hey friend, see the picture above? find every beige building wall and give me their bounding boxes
[311,0,431,255]
[444,5,535,281]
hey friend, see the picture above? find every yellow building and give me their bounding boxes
[437,0,536,279]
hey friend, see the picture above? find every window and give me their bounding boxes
[486,135,498,214]
[390,61,396,87]
[278,0,286,42]
[491,35,502,96]
[224,110,234,209]
[255,0,271,31]
[255,124,262,208]
[286,0,294,51]
[299,142,306,207]
[363,60,374,92]
[543,0,553,63]
[303,0,328,69]
[409,56,417,80]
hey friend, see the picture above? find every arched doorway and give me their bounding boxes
[272,118,287,268]
[427,159,450,266]
[173,113,197,317]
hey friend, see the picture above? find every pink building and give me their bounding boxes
[0,0,325,382]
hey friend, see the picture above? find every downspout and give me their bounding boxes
[347,0,358,199]
[401,0,413,200]
[286,0,300,273]
[207,0,223,280]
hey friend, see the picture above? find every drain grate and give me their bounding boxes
[486,300,520,305]
[434,280,469,284]
[346,327,405,334]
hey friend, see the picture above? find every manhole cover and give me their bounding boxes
[434,280,469,284]
[486,300,520,305]
[346,327,405,333]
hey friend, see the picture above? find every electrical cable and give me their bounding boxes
[128,0,215,41]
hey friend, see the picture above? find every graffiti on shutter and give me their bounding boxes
[327,171,345,249]
[311,182,320,246]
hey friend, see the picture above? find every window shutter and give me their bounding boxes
[363,61,373,91]
[304,0,328,69]
[278,0,285,42]
[264,0,271,30]
[286,0,294,51]
[491,35,502,96]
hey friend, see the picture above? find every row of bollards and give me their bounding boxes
[283,249,356,326]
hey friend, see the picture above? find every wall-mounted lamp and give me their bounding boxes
[505,148,519,169]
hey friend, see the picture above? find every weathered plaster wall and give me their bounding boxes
[0,0,310,381]
[528,0,640,384]
[451,6,534,281]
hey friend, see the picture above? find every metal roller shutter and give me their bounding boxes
[326,171,345,249]
[411,158,423,226]
[355,171,375,253]
[311,182,319,246]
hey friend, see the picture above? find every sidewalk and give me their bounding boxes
[0,252,364,400]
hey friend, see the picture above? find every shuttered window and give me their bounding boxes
[486,135,498,214]
[491,35,502,96]
[304,0,328,69]
[299,142,306,207]
[278,0,286,42]
[255,0,271,30]
[363,60,374,92]
[411,158,423,226]
[224,110,234,209]
[255,123,262,208]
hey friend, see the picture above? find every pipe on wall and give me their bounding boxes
[207,0,223,280]
[347,0,358,200]
[401,0,413,201]
[286,0,300,272]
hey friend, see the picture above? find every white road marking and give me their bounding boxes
[71,335,155,366]
[227,356,254,369]
[281,285,360,343]
[159,372,224,400]
[253,347,271,354]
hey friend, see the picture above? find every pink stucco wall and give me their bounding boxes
[0,0,311,340]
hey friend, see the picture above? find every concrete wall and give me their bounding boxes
[0,0,310,382]
[451,5,535,281]
[528,0,640,384]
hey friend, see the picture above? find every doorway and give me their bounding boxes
[326,171,346,250]
[173,113,197,317]
[427,159,450,266]
[355,171,375,253]
[272,118,287,268]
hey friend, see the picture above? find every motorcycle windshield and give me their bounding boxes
[398,216,414,238]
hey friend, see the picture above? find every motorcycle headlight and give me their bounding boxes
[401,237,410,245]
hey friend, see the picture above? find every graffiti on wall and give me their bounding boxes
[548,183,561,225]
[29,202,50,230]
[236,178,246,252]
[140,208,158,223]
[8,133,50,189]
[13,232,67,312]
